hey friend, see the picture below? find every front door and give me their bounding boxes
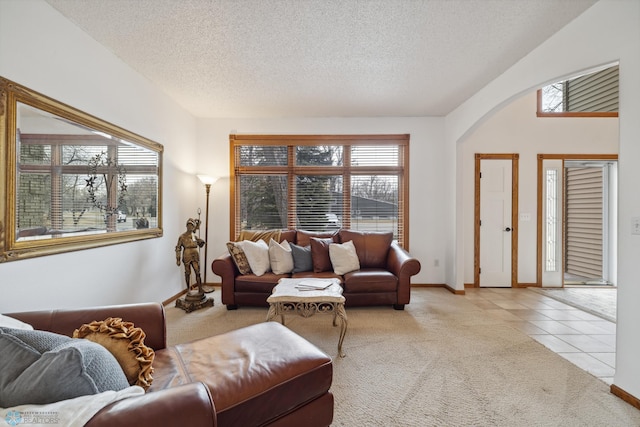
[479,159,513,287]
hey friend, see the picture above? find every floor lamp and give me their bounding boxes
[197,174,218,293]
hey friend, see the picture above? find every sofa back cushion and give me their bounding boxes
[338,230,393,268]
[295,230,337,247]
[280,230,297,243]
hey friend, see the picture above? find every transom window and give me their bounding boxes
[537,64,619,117]
[230,134,410,248]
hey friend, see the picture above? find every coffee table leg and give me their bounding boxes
[335,303,348,358]
[266,303,284,324]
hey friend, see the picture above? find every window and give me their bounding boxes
[537,64,618,117]
[18,130,159,236]
[231,134,410,247]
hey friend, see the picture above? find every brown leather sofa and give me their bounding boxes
[6,302,334,427]
[212,229,421,310]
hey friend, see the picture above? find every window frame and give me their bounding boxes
[536,64,619,118]
[536,89,618,118]
[229,134,410,248]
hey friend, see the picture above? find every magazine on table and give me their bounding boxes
[295,279,336,291]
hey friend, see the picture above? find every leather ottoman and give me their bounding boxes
[150,322,334,426]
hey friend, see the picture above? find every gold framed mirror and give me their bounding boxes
[0,77,163,262]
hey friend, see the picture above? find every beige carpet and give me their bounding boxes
[165,288,640,426]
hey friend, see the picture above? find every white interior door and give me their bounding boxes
[480,159,512,287]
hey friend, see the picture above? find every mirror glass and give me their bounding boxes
[1,77,163,262]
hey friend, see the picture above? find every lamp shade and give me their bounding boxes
[197,174,218,185]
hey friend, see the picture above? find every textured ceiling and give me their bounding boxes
[45,0,597,118]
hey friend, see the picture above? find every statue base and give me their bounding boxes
[201,283,217,294]
[176,289,214,313]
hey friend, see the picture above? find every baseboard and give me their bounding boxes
[611,384,640,410]
[162,289,187,306]
[517,283,539,288]
[163,283,222,306]
[412,283,464,295]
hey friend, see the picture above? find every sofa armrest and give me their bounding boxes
[387,243,421,305]
[5,302,167,351]
[86,383,216,427]
[212,253,240,306]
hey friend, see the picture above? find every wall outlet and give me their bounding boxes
[632,217,640,235]
[434,259,440,267]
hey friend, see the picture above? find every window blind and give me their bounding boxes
[231,135,409,247]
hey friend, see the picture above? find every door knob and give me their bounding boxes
[504,227,512,232]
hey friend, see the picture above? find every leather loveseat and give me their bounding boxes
[212,229,421,310]
[5,302,334,427]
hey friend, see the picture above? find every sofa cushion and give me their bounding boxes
[235,272,288,293]
[290,243,313,273]
[226,242,252,274]
[310,237,334,273]
[329,240,360,275]
[237,239,271,276]
[342,269,398,293]
[296,229,337,247]
[0,327,129,407]
[268,239,294,274]
[338,230,393,268]
[73,317,155,390]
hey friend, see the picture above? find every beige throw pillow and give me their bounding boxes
[329,240,360,275]
[268,239,294,274]
[237,239,271,276]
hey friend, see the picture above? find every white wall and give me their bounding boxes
[195,117,448,286]
[446,0,640,401]
[0,1,199,312]
[462,91,618,285]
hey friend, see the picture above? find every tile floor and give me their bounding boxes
[463,287,616,385]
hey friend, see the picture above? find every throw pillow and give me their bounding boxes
[0,327,129,407]
[329,240,361,275]
[268,239,294,274]
[73,317,155,390]
[310,237,334,273]
[226,242,252,274]
[0,314,33,330]
[236,239,271,276]
[290,243,313,273]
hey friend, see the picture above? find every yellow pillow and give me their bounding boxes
[73,317,154,390]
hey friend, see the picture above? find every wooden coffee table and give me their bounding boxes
[266,278,347,357]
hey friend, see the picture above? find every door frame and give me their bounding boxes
[536,153,618,286]
[474,153,519,287]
